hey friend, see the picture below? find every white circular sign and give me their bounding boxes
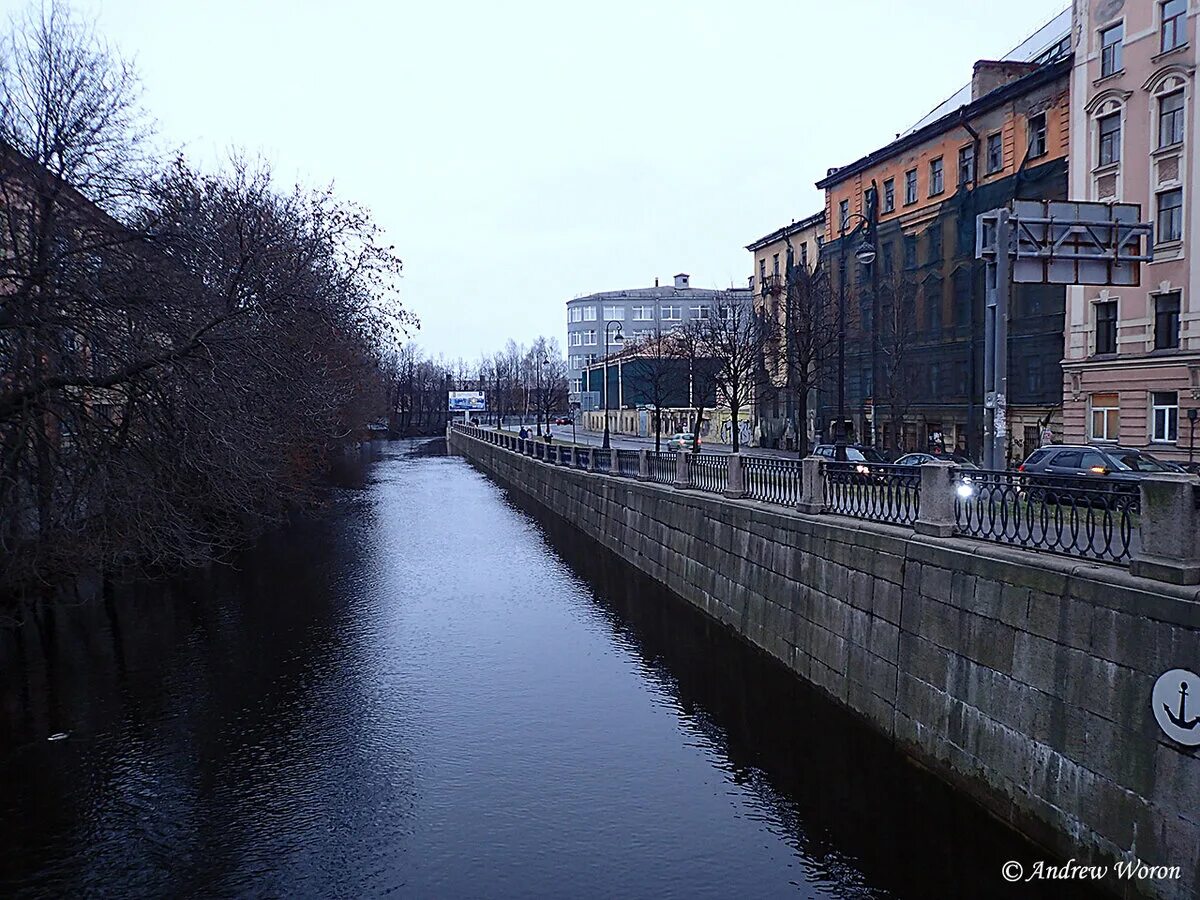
[1152,669,1200,747]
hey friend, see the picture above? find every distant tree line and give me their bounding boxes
[0,4,408,603]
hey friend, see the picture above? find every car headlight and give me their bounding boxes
[855,464,870,475]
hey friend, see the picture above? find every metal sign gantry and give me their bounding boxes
[975,201,1152,469]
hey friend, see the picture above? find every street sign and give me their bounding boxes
[448,391,486,412]
[977,200,1151,286]
[1152,669,1200,747]
[974,200,1152,469]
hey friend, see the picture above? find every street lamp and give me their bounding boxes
[535,354,549,436]
[602,320,626,450]
[835,210,877,462]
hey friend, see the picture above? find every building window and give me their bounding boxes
[583,306,597,321]
[838,200,849,231]
[1155,291,1182,349]
[881,241,894,274]
[1160,91,1185,148]
[929,157,944,196]
[689,305,710,320]
[958,145,975,186]
[583,330,597,346]
[800,242,808,268]
[1100,22,1123,77]
[1152,391,1180,442]
[570,332,582,347]
[986,133,1003,173]
[1098,112,1121,166]
[928,223,942,261]
[602,305,624,321]
[1158,189,1184,243]
[1028,113,1047,158]
[759,259,766,283]
[903,235,917,269]
[772,253,780,275]
[660,305,681,321]
[883,179,895,213]
[570,307,582,323]
[632,305,653,321]
[1162,0,1187,54]
[904,169,917,205]
[718,304,734,321]
[1090,392,1120,441]
[1095,300,1117,354]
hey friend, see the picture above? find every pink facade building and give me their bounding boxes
[1064,0,1199,459]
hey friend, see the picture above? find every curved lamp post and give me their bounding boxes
[835,211,876,461]
[535,354,549,436]
[601,321,625,450]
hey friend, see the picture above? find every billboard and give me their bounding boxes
[448,391,486,412]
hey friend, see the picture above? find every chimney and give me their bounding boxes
[971,60,1038,101]
[674,273,690,289]
[655,276,659,287]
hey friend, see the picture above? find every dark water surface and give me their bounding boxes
[0,443,1101,899]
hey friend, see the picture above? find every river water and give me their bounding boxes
[0,442,1101,899]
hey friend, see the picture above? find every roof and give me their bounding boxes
[903,8,1071,136]
[567,285,752,304]
[745,209,825,251]
[815,55,1071,191]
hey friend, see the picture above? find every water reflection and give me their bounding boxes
[0,443,1101,899]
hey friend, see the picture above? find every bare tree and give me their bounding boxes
[780,259,839,456]
[877,269,920,453]
[694,293,776,453]
[623,326,681,453]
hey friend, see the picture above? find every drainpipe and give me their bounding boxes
[961,113,982,460]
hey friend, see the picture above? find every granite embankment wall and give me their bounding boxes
[451,428,1200,900]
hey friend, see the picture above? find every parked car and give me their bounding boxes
[553,415,572,425]
[811,444,890,463]
[666,432,699,450]
[1018,444,1176,477]
[894,451,977,467]
[1016,444,1156,506]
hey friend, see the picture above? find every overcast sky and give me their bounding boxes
[52,0,1069,361]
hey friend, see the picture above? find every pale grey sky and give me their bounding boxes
[51,0,1069,360]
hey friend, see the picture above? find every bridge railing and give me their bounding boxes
[448,424,1198,576]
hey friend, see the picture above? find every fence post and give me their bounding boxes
[674,450,691,489]
[562,446,573,467]
[724,453,747,499]
[913,461,955,537]
[797,456,825,514]
[609,448,619,475]
[1131,474,1200,584]
[638,449,650,480]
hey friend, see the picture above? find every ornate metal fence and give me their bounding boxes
[689,453,728,494]
[594,449,612,473]
[953,468,1137,564]
[743,456,801,506]
[616,449,641,478]
[647,451,675,484]
[824,462,921,525]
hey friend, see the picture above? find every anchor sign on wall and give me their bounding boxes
[1152,669,1200,747]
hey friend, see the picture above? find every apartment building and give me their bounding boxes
[745,211,826,447]
[1063,0,1199,459]
[815,31,1072,459]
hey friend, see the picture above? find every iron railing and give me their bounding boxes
[616,449,641,478]
[744,456,802,506]
[575,447,591,470]
[647,451,676,484]
[953,468,1137,564]
[689,453,729,494]
[824,462,921,525]
[594,449,612,473]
